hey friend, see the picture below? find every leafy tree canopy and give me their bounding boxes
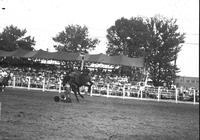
[53,24,100,53]
[106,17,150,57]
[0,25,35,51]
[146,16,185,87]
[106,15,185,87]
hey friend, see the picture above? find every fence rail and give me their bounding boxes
[6,75,199,105]
[8,75,64,93]
[90,83,199,105]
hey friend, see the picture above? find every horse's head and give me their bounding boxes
[62,75,70,87]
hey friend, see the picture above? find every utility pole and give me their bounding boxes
[173,47,178,85]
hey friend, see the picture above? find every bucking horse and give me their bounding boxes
[62,69,93,102]
[0,74,11,92]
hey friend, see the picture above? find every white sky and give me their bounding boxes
[0,0,199,77]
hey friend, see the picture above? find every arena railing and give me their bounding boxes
[8,75,64,93]
[90,83,199,105]
[7,75,199,105]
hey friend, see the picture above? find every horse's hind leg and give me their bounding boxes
[73,90,79,102]
[71,86,79,102]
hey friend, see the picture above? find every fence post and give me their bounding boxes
[127,86,130,97]
[107,84,109,98]
[90,85,93,96]
[158,87,160,102]
[175,88,178,103]
[13,76,15,88]
[27,76,30,90]
[137,88,140,98]
[58,78,61,93]
[42,77,45,92]
[193,89,196,105]
[180,87,183,94]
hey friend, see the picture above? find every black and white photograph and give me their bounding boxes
[0,0,199,139]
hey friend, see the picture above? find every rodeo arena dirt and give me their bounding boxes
[0,49,199,140]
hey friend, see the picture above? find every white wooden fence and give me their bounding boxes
[8,75,64,93]
[90,83,199,105]
[7,75,199,105]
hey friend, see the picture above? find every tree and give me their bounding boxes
[0,25,35,51]
[106,17,150,80]
[53,24,100,53]
[146,16,185,87]
[106,16,185,87]
[106,17,150,57]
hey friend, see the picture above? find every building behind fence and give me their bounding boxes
[175,76,199,89]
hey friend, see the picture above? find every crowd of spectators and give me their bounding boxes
[0,57,199,102]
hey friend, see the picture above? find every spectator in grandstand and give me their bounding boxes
[138,82,145,98]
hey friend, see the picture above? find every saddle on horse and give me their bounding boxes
[69,71,80,84]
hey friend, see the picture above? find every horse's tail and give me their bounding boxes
[2,76,9,86]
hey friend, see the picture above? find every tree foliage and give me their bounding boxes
[106,16,185,87]
[53,25,100,53]
[0,25,35,51]
[106,17,150,57]
[146,16,185,87]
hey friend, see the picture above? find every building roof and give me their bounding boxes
[0,49,144,67]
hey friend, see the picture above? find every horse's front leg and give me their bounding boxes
[71,84,80,102]
[77,87,84,99]
[73,88,79,102]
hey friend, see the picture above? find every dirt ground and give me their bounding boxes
[0,88,199,140]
